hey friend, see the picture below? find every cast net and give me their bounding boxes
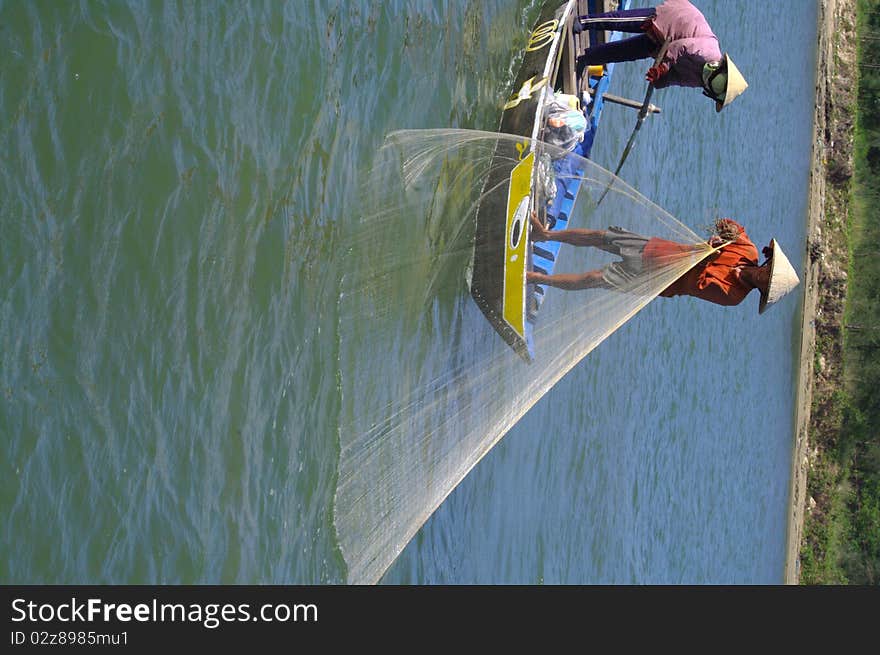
[334,128,716,584]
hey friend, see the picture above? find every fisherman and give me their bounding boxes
[526,216,799,312]
[573,0,748,112]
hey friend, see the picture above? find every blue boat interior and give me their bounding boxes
[523,2,628,359]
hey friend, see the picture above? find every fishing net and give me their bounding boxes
[334,128,715,584]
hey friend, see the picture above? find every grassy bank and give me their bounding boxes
[800,0,880,585]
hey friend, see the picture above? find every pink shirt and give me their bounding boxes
[650,0,723,89]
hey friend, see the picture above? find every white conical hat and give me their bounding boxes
[759,239,800,314]
[716,54,748,112]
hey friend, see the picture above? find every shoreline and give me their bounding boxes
[784,0,854,584]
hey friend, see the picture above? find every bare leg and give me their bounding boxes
[530,212,618,254]
[527,269,610,290]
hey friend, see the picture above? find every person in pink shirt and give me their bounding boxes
[574,0,748,112]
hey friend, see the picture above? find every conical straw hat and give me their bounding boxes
[759,239,800,314]
[716,54,748,112]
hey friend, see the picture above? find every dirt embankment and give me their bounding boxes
[785,0,856,584]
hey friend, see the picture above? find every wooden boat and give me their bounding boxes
[470,0,636,362]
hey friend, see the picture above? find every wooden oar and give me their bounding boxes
[596,37,672,207]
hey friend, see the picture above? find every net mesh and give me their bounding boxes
[334,129,714,584]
